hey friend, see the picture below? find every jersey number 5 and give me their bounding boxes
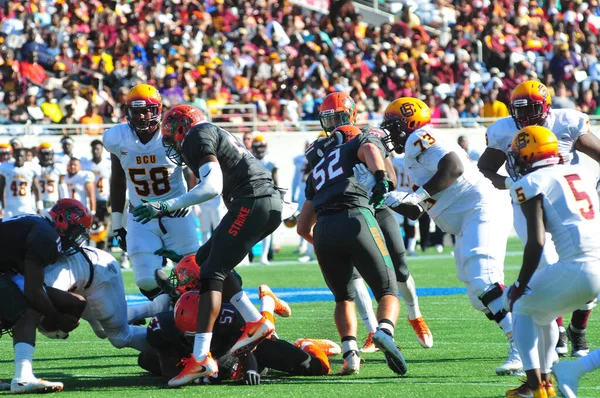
[128,167,171,197]
[312,148,343,190]
[564,174,595,220]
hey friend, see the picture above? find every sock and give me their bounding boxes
[127,302,153,324]
[537,322,558,374]
[299,238,308,253]
[260,295,275,315]
[571,309,591,330]
[580,349,600,373]
[127,326,155,352]
[556,316,563,327]
[192,333,212,361]
[407,237,417,252]
[397,275,421,320]
[260,235,272,263]
[14,343,35,381]
[513,314,540,371]
[341,336,358,354]
[378,319,395,337]
[230,291,262,322]
[350,278,378,333]
[487,297,513,335]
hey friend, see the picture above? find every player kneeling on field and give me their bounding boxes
[504,126,600,398]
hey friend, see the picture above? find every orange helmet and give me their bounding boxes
[251,135,267,159]
[174,290,199,335]
[508,126,559,179]
[161,104,206,165]
[0,143,12,162]
[37,142,54,166]
[126,84,163,139]
[331,125,362,144]
[510,80,551,129]
[319,92,357,133]
[169,255,201,297]
[49,198,93,255]
[381,97,431,153]
[89,221,107,243]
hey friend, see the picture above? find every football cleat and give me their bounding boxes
[567,326,589,357]
[229,316,275,357]
[11,378,63,394]
[372,329,408,375]
[544,380,556,397]
[552,360,583,398]
[258,285,291,318]
[555,327,568,357]
[505,380,548,398]
[360,331,379,353]
[294,338,341,357]
[497,345,524,376]
[409,316,433,348]
[168,353,218,388]
[339,350,361,375]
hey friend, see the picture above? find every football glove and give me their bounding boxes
[133,200,170,224]
[352,164,376,191]
[369,170,392,209]
[154,247,184,263]
[244,370,261,386]
[114,228,127,252]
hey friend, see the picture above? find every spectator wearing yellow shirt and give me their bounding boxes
[482,89,509,125]
[40,89,63,123]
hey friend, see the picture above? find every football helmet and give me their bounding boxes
[161,104,206,165]
[283,210,300,228]
[168,255,201,297]
[251,135,268,160]
[89,221,107,243]
[174,290,199,335]
[0,143,12,162]
[510,80,551,129]
[507,126,559,179]
[319,92,357,133]
[37,142,54,166]
[381,97,431,154]
[126,84,163,139]
[49,199,93,255]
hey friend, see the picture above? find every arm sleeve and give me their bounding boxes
[164,161,223,210]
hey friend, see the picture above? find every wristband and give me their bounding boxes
[36,200,44,211]
[504,177,513,189]
[414,186,431,202]
[374,170,388,182]
[111,211,123,230]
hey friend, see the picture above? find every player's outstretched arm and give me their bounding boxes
[478,147,511,190]
[575,133,600,164]
[297,200,316,245]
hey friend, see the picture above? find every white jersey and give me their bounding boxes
[511,164,600,262]
[81,157,111,202]
[486,109,590,177]
[103,123,187,207]
[404,125,488,219]
[54,152,72,165]
[38,163,67,204]
[291,154,307,202]
[0,162,38,215]
[391,154,411,193]
[258,155,277,174]
[65,170,95,208]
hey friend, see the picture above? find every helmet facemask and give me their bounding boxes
[510,100,548,129]
[162,135,184,166]
[319,109,352,133]
[127,103,161,139]
[380,119,409,154]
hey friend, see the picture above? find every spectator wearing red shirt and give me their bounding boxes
[19,51,47,87]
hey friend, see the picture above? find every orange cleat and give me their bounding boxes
[259,285,291,318]
[229,316,275,356]
[298,343,331,374]
[506,380,548,398]
[294,338,341,357]
[360,331,379,353]
[544,380,557,397]
[168,353,218,388]
[409,317,433,348]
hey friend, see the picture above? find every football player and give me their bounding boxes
[133,104,284,387]
[251,135,278,264]
[318,92,432,351]
[0,199,91,393]
[81,140,111,250]
[37,143,68,216]
[478,80,600,357]
[65,158,96,216]
[0,143,13,163]
[0,148,42,217]
[297,124,408,376]
[103,84,199,300]
[504,126,600,398]
[54,136,75,165]
[367,97,517,375]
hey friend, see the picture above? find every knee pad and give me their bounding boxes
[478,283,508,323]
[394,259,410,283]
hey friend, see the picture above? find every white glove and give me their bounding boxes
[352,164,376,192]
[382,191,406,208]
[383,186,430,208]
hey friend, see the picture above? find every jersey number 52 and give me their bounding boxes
[312,148,344,190]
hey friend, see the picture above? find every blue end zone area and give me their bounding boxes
[126,287,468,305]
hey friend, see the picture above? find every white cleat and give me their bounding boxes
[11,378,63,394]
[339,350,361,375]
[496,346,524,376]
[553,360,583,398]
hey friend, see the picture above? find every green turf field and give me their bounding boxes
[1,238,599,397]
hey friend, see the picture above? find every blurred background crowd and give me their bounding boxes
[1,0,600,131]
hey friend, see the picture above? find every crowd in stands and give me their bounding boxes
[1,0,600,131]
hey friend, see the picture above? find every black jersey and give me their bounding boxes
[0,215,61,273]
[305,134,386,215]
[181,123,275,204]
[147,303,245,358]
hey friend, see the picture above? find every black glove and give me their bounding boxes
[244,370,261,386]
[369,170,392,209]
[114,228,127,252]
